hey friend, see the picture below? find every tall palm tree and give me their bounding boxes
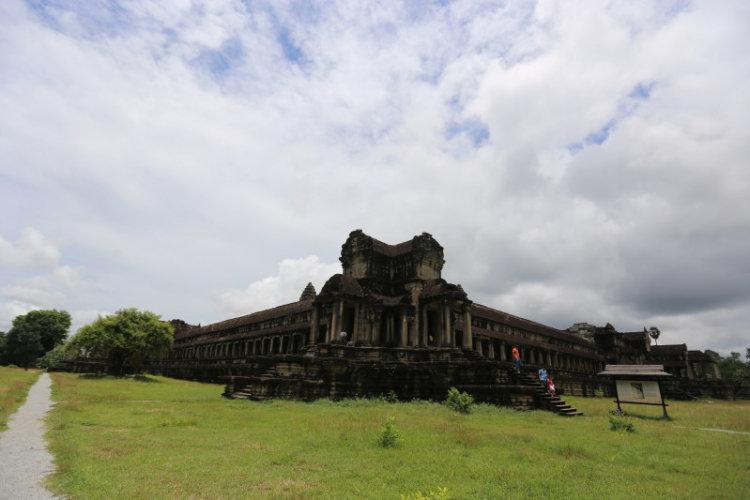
[648,326,661,346]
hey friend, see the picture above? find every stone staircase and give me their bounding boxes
[512,371,583,417]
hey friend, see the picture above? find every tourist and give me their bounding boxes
[547,376,555,397]
[340,331,348,344]
[428,334,434,346]
[538,367,548,390]
[512,346,521,372]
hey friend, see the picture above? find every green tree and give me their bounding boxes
[66,308,174,375]
[4,310,72,369]
[648,326,661,346]
[5,325,43,369]
[702,349,749,399]
[39,344,75,370]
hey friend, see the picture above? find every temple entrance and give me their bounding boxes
[342,305,356,341]
[317,324,327,343]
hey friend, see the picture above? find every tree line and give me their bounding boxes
[1,308,173,374]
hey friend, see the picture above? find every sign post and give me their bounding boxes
[598,365,672,418]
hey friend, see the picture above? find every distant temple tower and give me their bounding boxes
[299,282,317,301]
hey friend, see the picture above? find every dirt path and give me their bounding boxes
[0,373,61,500]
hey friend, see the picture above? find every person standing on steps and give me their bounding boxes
[547,376,556,397]
[538,367,548,391]
[512,346,521,372]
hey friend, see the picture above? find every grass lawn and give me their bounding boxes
[0,366,42,431]
[47,373,749,499]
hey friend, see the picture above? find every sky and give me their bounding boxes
[1,0,748,356]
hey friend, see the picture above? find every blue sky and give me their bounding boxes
[1,0,749,355]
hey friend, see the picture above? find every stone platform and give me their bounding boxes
[222,343,541,410]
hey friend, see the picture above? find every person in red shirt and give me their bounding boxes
[512,346,521,372]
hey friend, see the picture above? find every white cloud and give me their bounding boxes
[0,300,38,332]
[214,256,341,317]
[0,228,61,269]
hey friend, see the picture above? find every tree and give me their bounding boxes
[5,325,43,369]
[702,349,750,399]
[67,308,174,375]
[39,344,75,370]
[648,326,661,346]
[4,310,72,369]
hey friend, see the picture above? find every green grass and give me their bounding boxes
[0,366,42,431]
[47,373,750,499]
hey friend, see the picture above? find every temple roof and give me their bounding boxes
[174,299,314,341]
[688,350,715,362]
[650,344,688,355]
[622,331,649,341]
[470,303,592,347]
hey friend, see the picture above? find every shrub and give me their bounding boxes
[384,390,399,403]
[401,487,451,500]
[608,414,635,433]
[377,417,399,448]
[445,387,474,414]
[595,390,604,398]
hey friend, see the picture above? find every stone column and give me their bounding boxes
[329,300,344,343]
[353,303,361,341]
[462,307,472,349]
[421,307,428,346]
[310,304,319,344]
[443,303,452,346]
[400,310,408,346]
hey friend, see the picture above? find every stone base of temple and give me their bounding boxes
[217,344,543,410]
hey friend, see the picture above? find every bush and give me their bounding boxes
[595,390,604,398]
[377,417,399,448]
[383,390,399,403]
[444,387,474,414]
[608,413,635,433]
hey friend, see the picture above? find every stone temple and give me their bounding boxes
[129,229,725,409]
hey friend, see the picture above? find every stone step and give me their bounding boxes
[559,410,583,417]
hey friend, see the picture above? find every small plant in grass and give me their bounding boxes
[377,417,400,448]
[401,487,451,500]
[609,413,635,433]
[595,390,604,398]
[384,390,399,403]
[445,387,474,414]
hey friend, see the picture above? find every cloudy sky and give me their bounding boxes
[1,0,748,355]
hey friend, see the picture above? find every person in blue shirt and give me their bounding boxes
[538,368,548,391]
